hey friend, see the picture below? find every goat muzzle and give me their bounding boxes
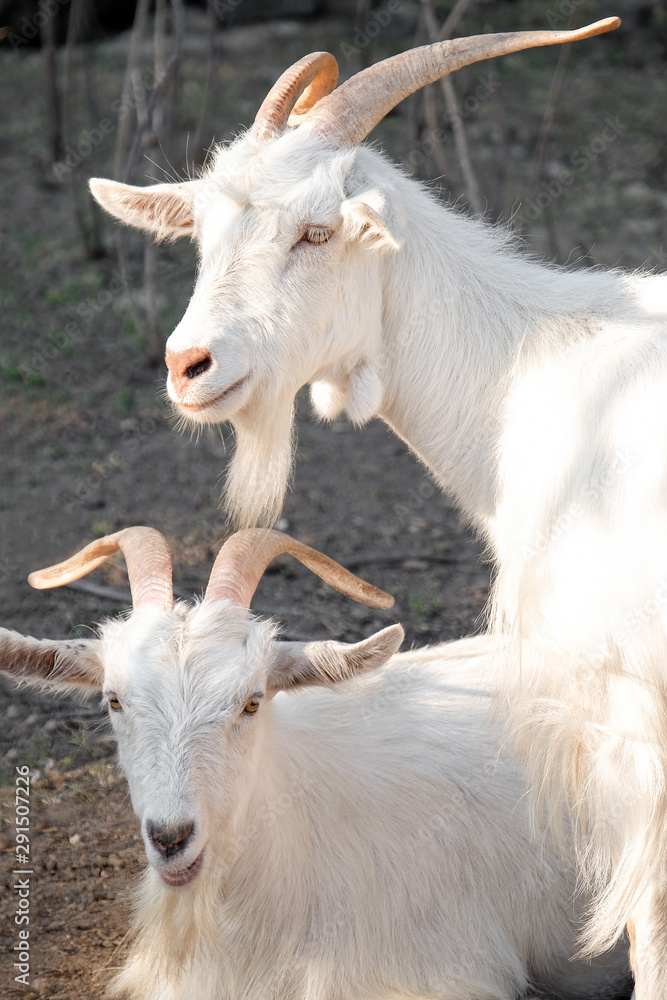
[166,347,213,398]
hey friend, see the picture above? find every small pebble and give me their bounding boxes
[5,704,19,720]
[402,559,429,571]
[68,833,81,846]
[5,748,18,763]
[43,720,58,734]
[24,713,38,728]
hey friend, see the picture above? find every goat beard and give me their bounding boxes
[223,392,295,530]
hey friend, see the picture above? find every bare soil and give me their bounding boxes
[0,5,665,997]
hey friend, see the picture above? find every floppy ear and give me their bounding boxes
[341,189,402,252]
[269,623,404,692]
[0,628,103,690]
[89,178,198,242]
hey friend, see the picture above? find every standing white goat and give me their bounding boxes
[87,17,667,995]
[2,527,633,1000]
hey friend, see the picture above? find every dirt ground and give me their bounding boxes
[0,3,665,997]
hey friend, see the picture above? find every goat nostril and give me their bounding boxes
[147,821,195,858]
[185,356,212,380]
[165,348,212,386]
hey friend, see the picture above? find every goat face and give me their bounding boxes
[90,134,400,527]
[93,132,400,423]
[99,601,277,888]
[2,597,402,890]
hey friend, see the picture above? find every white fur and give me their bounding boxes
[2,614,631,1000]
[89,97,666,993]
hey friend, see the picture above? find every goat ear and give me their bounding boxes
[89,178,197,242]
[341,190,402,251]
[0,628,103,690]
[269,623,404,692]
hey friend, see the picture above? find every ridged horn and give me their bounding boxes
[205,528,394,610]
[252,51,339,142]
[28,527,174,610]
[304,18,621,147]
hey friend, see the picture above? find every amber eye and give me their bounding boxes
[243,699,260,715]
[108,696,122,712]
[301,225,332,245]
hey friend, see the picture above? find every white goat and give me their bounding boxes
[2,527,632,1000]
[89,19,667,992]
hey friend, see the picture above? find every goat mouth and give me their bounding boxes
[178,374,250,413]
[160,850,205,887]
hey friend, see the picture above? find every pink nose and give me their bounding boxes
[165,348,212,399]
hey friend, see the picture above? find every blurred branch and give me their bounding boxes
[114,0,152,181]
[122,0,185,183]
[439,0,478,40]
[530,39,572,195]
[421,0,483,216]
[191,0,221,167]
[40,14,63,164]
[63,0,105,258]
[422,81,454,186]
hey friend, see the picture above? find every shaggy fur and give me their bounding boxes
[89,63,666,994]
[1,613,632,1000]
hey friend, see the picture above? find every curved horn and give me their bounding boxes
[28,527,174,611]
[205,529,394,610]
[304,18,621,147]
[252,51,339,142]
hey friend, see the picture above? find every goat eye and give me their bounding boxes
[300,226,332,245]
[243,699,260,715]
[108,696,122,712]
